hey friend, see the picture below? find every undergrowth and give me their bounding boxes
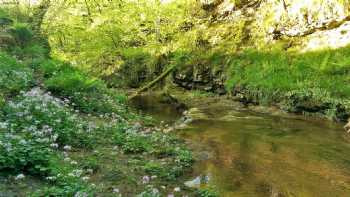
[226,47,350,121]
[0,7,195,196]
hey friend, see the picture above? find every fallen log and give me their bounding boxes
[128,64,176,100]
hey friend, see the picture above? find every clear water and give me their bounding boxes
[131,94,350,197]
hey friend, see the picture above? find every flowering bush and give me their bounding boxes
[1,88,95,148]
[0,52,33,96]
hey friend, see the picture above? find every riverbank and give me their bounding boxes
[0,8,200,196]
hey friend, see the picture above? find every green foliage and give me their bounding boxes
[175,149,193,168]
[9,22,33,47]
[44,67,124,114]
[0,52,33,96]
[196,187,219,197]
[21,44,48,59]
[226,46,350,120]
[144,162,164,175]
[118,48,155,87]
[45,70,104,94]
[137,185,161,197]
[114,131,151,154]
[0,134,52,176]
[79,157,100,173]
[32,181,93,197]
[33,59,70,78]
[0,4,194,196]
[1,88,94,148]
[0,94,5,108]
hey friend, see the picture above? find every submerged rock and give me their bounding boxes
[184,108,208,120]
[184,176,201,188]
[184,175,211,188]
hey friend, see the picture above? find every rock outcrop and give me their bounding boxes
[198,0,350,50]
[173,64,226,95]
[345,119,350,133]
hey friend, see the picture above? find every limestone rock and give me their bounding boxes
[345,119,350,133]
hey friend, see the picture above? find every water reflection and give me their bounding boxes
[132,95,350,196]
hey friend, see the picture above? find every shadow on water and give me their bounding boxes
[131,94,350,197]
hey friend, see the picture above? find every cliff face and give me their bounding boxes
[199,0,350,50]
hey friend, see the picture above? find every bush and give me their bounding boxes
[0,52,33,96]
[22,44,48,59]
[144,162,164,176]
[33,59,72,79]
[114,132,151,154]
[9,22,33,47]
[175,149,193,168]
[0,134,52,176]
[1,88,94,148]
[44,69,124,114]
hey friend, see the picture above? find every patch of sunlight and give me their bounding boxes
[304,21,350,51]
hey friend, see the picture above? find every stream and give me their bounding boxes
[131,94,350,197]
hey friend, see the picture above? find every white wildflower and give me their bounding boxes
[82,176,90,181]
[174,187,181,192]
[15,174,25,180]
[50,143,58,148]
[63,145,72,151]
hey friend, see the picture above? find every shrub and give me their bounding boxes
[33,59,72,79]
[21,44,48,60]
[44,70,124,114]
[144,162,164,176]
[1,88,94,148]
[175,149,193,168]
[0,52,33,96]
[0,134,52,176]
[9,22,33,47]
[0,9,12,27]
[114,132,151,154]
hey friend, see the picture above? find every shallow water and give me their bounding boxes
[132,94,350,197]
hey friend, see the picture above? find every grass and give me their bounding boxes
[225,46,350,121]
